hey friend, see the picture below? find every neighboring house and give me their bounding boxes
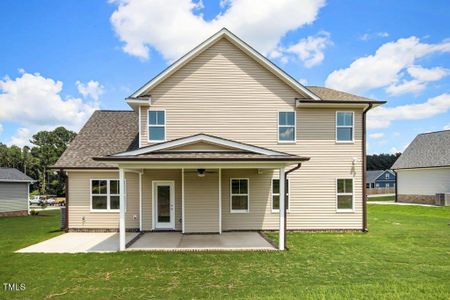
[366,170,396,189]
[53,28,385,250]
[0,168,34,216]
[392,130,450,205]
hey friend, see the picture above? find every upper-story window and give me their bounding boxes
[336,112,354,142]
[278,112,296,142]
[148,110,166,142]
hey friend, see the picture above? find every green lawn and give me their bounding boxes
[367,195,395,201]
[1,206,449,299]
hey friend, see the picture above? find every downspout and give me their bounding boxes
[393,170,398,202]
[284,163,302,250]
[362,103,373,232]
[61,169,69,232]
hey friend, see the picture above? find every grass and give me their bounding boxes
[1,206,449,299]
[367,195,395,201]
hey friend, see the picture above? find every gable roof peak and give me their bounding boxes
[127,28,320,101]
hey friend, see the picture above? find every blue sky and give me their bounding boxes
[0,0,449,153]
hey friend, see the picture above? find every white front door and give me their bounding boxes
[153,181,175,230]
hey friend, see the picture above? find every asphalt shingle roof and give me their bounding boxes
[0,168,34,182]
[94,152,309,162]
[392,130,450,169]
[53,110,139,168]
[366,170,384,183]
[306,86,381,102]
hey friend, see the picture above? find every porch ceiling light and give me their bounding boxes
[197,169,206,177]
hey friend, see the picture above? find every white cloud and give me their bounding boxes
[0,72,99,146]
[0,124,3,136]
[285,31,331,67]
[369,132,384,139]
[385,79,426,95]
[407,65,449,81]
[76,80,104,101]
[444,123,450,130]
[360,32,389,41]
[7,128,31,148]
[110,0,326,61]
[325,37,450,94]
[368,93,450,129]
[385,66,449,96]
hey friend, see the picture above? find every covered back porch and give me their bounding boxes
[93,134,309,251]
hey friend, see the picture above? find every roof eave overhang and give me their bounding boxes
[91,157,310,169]
[126,97,151,111]
[296,99,386,109]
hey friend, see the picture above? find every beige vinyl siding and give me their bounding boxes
[397,167,450,195]
[73,37,364,231]
[142,169,182,231]
[67,171,139,229]
[184,170,220,233]
[132,37,364,230]
[0,182,28,213]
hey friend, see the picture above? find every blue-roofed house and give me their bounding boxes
[366,170,396,189]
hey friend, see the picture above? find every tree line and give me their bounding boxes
[0,127,76,196]
[367,153,401,171]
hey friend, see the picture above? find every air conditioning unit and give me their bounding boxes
[435,193,445,206]
[445,193,450,206]
[435,193,450,206]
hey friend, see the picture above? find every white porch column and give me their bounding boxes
[119,168,126,251]
[218,168,222,234]
[279,167,286,250]
[181,168,185,233]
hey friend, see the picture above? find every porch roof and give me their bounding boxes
[93,151,309,162]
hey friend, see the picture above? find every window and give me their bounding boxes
[371,183,375,188]
[385,173,389,179]
[375,183,380,188]
[278,112,295,142]
[336,178,353,211]
[272,179,289,212]
[230,179,249,213]
[336,112,353,142]
[91,179,123,211]
[366,183,370,188]
[148,110,165,141]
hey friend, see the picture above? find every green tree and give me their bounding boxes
[30,127,76,195]
[0,127,76,196]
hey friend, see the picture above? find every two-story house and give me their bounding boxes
[366,170,396,189]
[53,28,385,250]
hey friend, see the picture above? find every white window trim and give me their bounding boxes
[271,178,290,213]
[278,111,296,144]
[147,108,166,143]
[336,177,354,213]
[335,111,354,144]
[90,179,126,212]
[230,178,250,213]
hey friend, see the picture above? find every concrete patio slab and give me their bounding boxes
[16,232,139,253]
[128,232,276,251]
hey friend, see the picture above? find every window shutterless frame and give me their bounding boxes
[271,178,290,213]
[336,177,354,213]
[147,108,166,142]
[335,111,354,143]
[230,178,250,213]
[90,179,126,212]
[278,111,296,143]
